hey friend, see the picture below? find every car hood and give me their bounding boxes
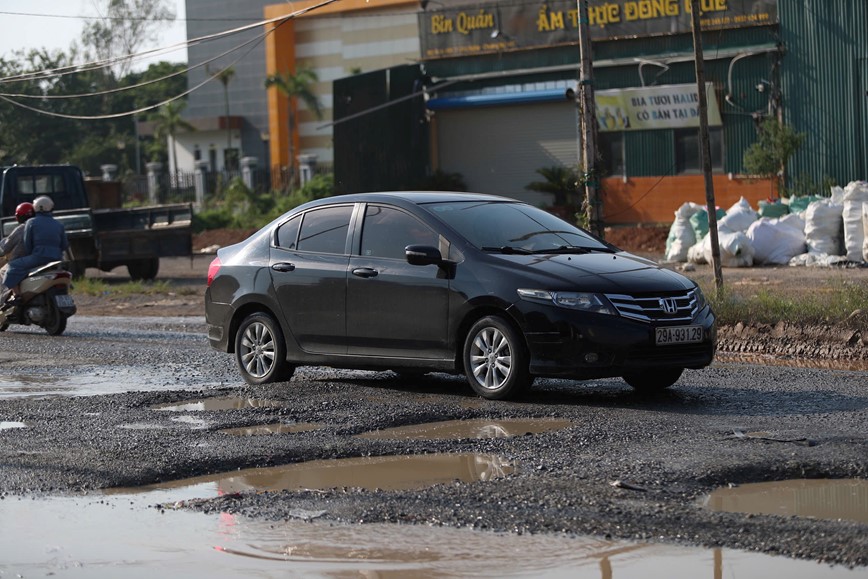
[487,251,695,293]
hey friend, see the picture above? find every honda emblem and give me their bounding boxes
[660,298,678,314]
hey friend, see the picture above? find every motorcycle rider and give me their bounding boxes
[0,202,36,304]
[0,196,68,305]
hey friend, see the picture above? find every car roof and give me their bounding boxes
[317,191,517,206]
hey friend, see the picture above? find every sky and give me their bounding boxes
[0,0,188,71]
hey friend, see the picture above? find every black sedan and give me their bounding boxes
[205,192,715,400]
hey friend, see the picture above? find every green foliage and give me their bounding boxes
[525,165,579,206]
[743,118,806,197]
[414,169,467,191]
[193,174,336,232]
[72,277,196,297]
[789,173,838,198]
[704,280,868,326]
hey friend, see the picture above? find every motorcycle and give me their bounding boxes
[0,261,76,335]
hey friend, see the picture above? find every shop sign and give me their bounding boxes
[420,0,777,59]
[595,83,722,131]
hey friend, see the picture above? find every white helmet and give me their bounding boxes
[33,195,54,213]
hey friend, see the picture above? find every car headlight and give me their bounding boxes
[517,289,616,315]
[692,285,707,312]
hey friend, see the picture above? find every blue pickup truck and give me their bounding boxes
[0,165,192,280]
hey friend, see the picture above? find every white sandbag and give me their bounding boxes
[665,202,702,262]
[863,203,868,262]
[746,215,807,265]
[700,230,755,267]
[804,197,844,255]
[687,240,707,264]
[841,181,868,262]
[788,252,850,267]
[717,196,758,233]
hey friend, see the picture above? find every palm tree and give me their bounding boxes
[264,66,323,178]
[207,65,236,166]
[525,165,579,207]
[150,100,195,186]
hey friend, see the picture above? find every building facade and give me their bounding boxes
[185,0,867,224]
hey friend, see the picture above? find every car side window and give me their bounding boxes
[360,205,440,260]
[297,205,353,254]
[276,216,300,249]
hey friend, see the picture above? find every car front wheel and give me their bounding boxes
[234,312,295,385]
[463,315,531,400]
[622,367,683,392]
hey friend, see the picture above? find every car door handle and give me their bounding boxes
[352,267,378,278]
[271,262,295,272]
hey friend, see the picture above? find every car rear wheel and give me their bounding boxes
[622,367,683,392]
[234,312,295,385]
[463,315,531,400]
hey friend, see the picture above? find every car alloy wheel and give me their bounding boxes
[234,312,294,385]
[463,315,531,400]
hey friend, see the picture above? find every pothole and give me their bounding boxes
[107,453,514,495]
[151,396,283,412]
[219,422,323,436]
[356,418,572,440]
[703,478,868,523]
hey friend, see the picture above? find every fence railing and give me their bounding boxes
[121,163,334,206]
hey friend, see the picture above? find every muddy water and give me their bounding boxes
[108,453,515,494]
[218,422,323,436]
[704,479,868,523]
[151,396,283,412]
[1,494,862,578]
[356,418,571,440]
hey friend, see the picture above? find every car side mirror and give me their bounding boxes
[405,244,442,266]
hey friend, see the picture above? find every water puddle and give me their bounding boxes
[1,494,862,578]
[219,422,323,436]
[0,421,27,431]
[357,418,572,440]
[717,353,868,371]
[151,396,283,412]
[703,478,868,523]
[107,453,514,495]
[0,366,222,399]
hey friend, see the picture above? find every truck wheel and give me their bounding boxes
[128,258,159,281]
[66,261,86,279]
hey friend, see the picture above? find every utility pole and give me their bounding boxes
[576,0,602,237]
[689,0,723,292]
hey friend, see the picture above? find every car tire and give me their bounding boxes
[463,315,532,400]
[234,312,295,385]
[622,367,683,392]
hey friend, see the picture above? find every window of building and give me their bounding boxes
[296,205,353,254]
[597,132,625,177]
[675,128,723,173]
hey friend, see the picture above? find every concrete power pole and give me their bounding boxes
[576,0,602,237]
[689,0,724,292]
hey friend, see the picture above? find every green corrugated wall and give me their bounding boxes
[779,0,868,185]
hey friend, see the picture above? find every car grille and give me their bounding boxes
[605,289,700,324]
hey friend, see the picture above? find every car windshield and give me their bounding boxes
[422,201,613,254]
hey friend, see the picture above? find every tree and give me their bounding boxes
[149,100,195,180]
[80,0,176,79]
[743,117,806,198]
[525,165,579,207]
[207,65,236,169]
[264,67,323,172]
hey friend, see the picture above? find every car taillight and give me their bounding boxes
[207,257,221,286]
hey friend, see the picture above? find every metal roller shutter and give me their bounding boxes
[435,103,578,205]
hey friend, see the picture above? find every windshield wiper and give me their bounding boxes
[531,245,614,255]
[481,245,533,255]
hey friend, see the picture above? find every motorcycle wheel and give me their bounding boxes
[43,300,67,336]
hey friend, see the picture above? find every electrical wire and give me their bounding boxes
[0,0,341,120]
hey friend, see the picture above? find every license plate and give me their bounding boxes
[655,325,703,345]
[55,294,75,308]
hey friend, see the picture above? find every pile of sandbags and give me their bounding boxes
[663,181,868,267]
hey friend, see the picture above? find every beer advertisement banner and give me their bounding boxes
[596,83,722,131]
[420,0,777,59]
